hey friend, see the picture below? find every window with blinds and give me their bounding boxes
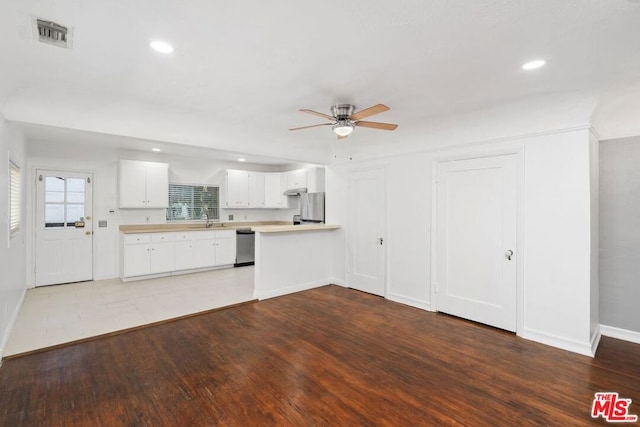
[9,161,21,236]
[166,184,219,222]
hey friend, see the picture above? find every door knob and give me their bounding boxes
[505,250,514,260]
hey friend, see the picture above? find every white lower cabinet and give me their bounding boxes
[121,230,238,280]
[123,233,176,277]
[215,231,237,265]
[192,235,217,269]
[150,241,176,274]
[175,238,195,271]
[123,240,152,277]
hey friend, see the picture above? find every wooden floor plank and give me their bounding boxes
[1,285,639,426]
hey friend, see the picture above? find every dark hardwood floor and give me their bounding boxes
[1,285,639,426]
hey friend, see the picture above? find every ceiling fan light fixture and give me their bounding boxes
[332,120,354,136]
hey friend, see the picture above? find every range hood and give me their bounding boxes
[283,187,307,196]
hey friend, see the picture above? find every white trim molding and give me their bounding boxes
[519,328,598,357]
[329,278,347,287]
[253,279,330,301]
[600,324,640,345]
[0,287,27,363]
[387,292,432,312]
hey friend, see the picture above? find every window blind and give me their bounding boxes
[166,184,219,221]
[10,161,21,236]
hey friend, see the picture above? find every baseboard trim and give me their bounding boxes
[590,325,602,356]
[254,280,330,300]
[519,328,596,357]
[386,292,432,312]
[0,287,27,364]
[329,278,347,287]
[600,324,640,345]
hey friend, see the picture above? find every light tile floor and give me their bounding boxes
[5,266,255,357]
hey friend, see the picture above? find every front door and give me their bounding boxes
[435,154,517,331]
[347,168,386,296]
[35,170,94,286]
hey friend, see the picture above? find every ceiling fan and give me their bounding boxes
[290,104,398,139]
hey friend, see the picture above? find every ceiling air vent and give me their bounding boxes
[35,19,69,48]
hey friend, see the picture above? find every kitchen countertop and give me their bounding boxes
[119,222,341,234]
[119,221,290,234]
[251,224,341,233]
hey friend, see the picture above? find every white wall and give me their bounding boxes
[327,127,599,355]
[25,140,298,285]
[589,131,600,340]
[599,137,640,333]
[0,116,27,360]
[519,130,596,354]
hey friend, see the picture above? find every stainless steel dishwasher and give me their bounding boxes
[234,228,255,267]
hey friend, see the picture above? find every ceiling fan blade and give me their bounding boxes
[289,123,333,131]
[299,109,335,121]
[355,120,398,131]
[337,134,348,140]
[351,104,390,121]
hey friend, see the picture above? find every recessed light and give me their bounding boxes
[150,40,174,54]
[238,158,246,162]
[522,60,546,70]
[152,148,161,152]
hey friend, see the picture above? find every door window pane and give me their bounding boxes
[66,205,85,223]
[66,178,85,192]
[45,204,65,227]
[43,175,87,228]
[67,192,85,203]
[45,191,65,203]
[45,177,65,191]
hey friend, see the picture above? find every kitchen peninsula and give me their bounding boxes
[253,224,341,300]
[119,222,341,300]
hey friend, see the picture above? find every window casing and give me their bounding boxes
[9,161,21,236]
[167,184,219,222]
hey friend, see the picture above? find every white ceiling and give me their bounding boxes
[1,0,639,164]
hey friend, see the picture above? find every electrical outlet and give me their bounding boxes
[244,215,247,220]
[228,214,234,221]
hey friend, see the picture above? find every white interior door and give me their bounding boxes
[348,168,386,296]
[435,155,517,331]
[36,170,94,286]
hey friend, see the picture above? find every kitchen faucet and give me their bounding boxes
[204,211,213,228]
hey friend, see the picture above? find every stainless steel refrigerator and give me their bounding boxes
[299,192,325,223]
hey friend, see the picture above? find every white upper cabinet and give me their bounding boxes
[249,171,265,208]
[119,160,169,208]
[223,167,323,210]
[225,169,250,208]
[264,173,287,208]
[306,167,326,193]
[286,169,307,190]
